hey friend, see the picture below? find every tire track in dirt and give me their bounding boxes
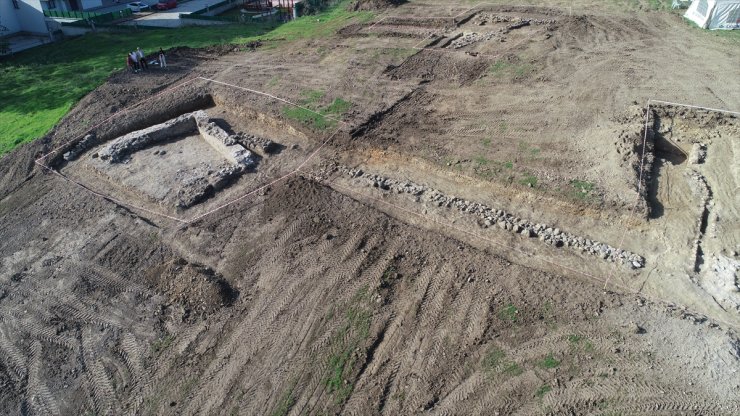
[197,226,382,412]
[119,332,145,387]
[235,236,361,413]
[184,216,333,413]
[26,341,61,416]
[0,326,27,382]
[304,237,401,414]
[81,332,116,415]
[7,305,78,351]
[80,264,146,296]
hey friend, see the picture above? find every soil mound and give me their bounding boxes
[349,0,406,11]
[146,259,239,319]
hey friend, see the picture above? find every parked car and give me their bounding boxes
[153,0,177,10]
[126,2,150,12]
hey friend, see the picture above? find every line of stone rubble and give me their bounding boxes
[472,13,557,27]
[334,165,645,269]
[685,170,712,276]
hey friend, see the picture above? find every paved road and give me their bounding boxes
[123,0,228,27]
[88,1,148,14]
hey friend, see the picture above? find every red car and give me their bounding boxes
[154,0,177,10]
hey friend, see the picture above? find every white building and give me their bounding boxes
[0,0,48,36]
[41,1,110,12]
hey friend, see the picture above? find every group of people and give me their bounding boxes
[127,47,167,73]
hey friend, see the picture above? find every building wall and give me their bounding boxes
[16,0,48,34]
[1,1,23,35]
[1,0,48,35]
[80,0,104,9]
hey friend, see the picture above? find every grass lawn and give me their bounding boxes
[0,0,373,157]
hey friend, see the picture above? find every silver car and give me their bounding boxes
[127,2,151,12]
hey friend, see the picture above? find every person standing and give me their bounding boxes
[158,48,167,68]
[129,51,140,72]
[126,53,134,73]
[136,47,148,70]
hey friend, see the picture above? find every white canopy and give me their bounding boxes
[685,0,740,29]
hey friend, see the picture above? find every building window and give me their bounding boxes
[12,0,20,10]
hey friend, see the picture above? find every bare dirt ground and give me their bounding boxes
[1,1,740,415]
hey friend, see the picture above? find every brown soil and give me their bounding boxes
[1,1,740,415]
[350,0,407,12]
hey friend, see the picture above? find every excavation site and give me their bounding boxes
[0,1,739,415]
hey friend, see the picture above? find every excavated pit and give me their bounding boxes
[58,91,316,216]
[643,106,740,312]
[66,110,259,210]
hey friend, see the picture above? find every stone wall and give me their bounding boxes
[336,165,646,269]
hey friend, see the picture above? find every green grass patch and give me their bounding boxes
[482,347,506,371]
[502,362,524,376]
[300,89,326,105]
[380,265,397,288]
[151,334,174,354]
[568,333,595,351]
[474,155,490,166]
[487,60,536,80]
[488,60,511,74]
[535,384,552,398]
[0,0,371,157]
[266,76,281,88]
[271,386,296,416]
[519,174,538,187]
[503,161,513,169]
[326,342,357,404]
[482,345,524,378]
[325,286,372,405]
[180,377,198,401]
[570,179,595,200]
[519,141,541,156]
[324,98,351,115]
[282,106,334,130]
[647,0,673,10]
[538,353,561,369]
[282,89,351,130]
[499,303,519,323]
[481,137,491,147]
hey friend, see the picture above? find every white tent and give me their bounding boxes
[684,0,740,29]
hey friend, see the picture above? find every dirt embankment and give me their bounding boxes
[350,0,407,11]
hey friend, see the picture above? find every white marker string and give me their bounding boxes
[185,127,343,224]
[35,160,188,224]
[602,99,739,291]
[197,76,346,125]
[649,100,740,116]
[603,101,652,290]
